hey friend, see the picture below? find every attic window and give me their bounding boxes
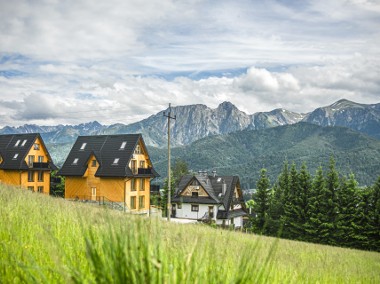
[15,140,21,147]
[112,158,120,165]
[72,158,79,165]
[13,153,19,159]
[34,143,40,150]
[21,140,27,147]
[80,143,87,150]
[120,141,127,150]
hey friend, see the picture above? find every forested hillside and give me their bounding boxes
[149,122,380,188]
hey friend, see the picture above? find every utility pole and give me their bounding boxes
[163,103,176,221]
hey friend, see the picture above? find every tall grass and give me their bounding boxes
[1,184,379,283]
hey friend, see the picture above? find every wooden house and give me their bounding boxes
[58,134,159,213]
[172,172,247,227]
[0,133,57,193]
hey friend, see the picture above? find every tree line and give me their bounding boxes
[248,157,380,252]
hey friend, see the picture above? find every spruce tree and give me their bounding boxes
[320,157,339,245]
[269,161,289,237]
[368,176,380,251]
[306,166,325,243]
[283,163,299,239]
[335,174,361,248]
[253,169,271,234]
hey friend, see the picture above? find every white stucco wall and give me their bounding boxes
[174,203,216,220]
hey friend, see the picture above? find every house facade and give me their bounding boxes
[172,173,247,227]
[0,133,57,194]
[58,134,159,213]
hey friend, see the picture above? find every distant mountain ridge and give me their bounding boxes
[1,99,379,148]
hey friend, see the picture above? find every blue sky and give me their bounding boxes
[0,0,379,127]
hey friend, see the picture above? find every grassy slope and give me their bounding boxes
[1,185,379,283]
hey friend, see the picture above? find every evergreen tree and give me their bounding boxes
[355,186,372,250]
[368,176,380,251]
[320,157,339,245]
[172,159,189,186]
[335,174,361,248]
[306,166,325,243]
[283,163,299,239]
[253,169,271,234]
[295,162,312,240]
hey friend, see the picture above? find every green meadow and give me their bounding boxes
[1,184,379,283]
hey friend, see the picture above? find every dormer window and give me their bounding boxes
[13,153,19,159]
[72,158,79,165]
[120,141,127,150]
[112,158,120,165]
[15,140,21,147]
[80,143,87,150]
[21,140,27,147]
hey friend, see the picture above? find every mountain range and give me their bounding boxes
[1,98,379,187]
[1,99,379,148]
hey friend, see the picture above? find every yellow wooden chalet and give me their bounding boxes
[58,134,159,213]
[0,133,57,194]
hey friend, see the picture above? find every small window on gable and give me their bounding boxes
[80,143,87,150]
[112,158,120,165]
[120,141,127,150]
[13,153,19,159]
[91,160,97,167]
[34,143,40,150]
[73,158,79,165]
[15,140,21,147]
[21,140,27,147]
[217,177,222,182]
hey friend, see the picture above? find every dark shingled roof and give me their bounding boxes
[58,134,159,178]
[173,174,247,219]
[0,133,57,170]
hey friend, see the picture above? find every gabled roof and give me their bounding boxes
[58,134,159,178]
[173,174,246,219]
[0,133,57,170]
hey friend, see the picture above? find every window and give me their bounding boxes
[139,160,145,168]
[37,186,43,193]
[134,145,141,154]
[80,143,87,150]
[28,155,35,167]
[13,153,19,160]
[112,158,119,165]
[191,205,199,212]
[120,141,127,150]
[38,156,44,162]
[131,160,137,174]
[38,171,44,182]
[140,178,145,191]
[21,140,27,147]
[192,192,198,198]
[139,196,145,209]
[131,179,136,191]
[34,143,40,150]
[130,196,136,209]
[72,158,79,165]
[91,160,97,167]
[27,186,34,191]
[28,171,34,182]
[15,140,21,147]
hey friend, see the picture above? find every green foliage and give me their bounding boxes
[1,184,380,283]
[253,169,271,233]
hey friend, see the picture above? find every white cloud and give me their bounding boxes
[0,0,379,127]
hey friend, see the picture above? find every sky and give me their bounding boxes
[0,0,380,127]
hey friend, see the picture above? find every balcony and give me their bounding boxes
[137,168,153,175]
[29,162,51,169]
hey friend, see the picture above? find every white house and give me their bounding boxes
[171,172,247,228]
